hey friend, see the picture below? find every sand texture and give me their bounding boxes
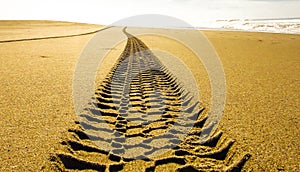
[0,21,299,171]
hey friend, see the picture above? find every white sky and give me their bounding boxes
[1,0,300,26]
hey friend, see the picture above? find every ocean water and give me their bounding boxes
[195,18,300,34]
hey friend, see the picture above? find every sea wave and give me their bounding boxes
[196,18,300,34]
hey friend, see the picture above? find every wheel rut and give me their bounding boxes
[50,27,250,171]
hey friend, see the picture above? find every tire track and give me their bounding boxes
[50,27,250,171]
[0,26,112,44]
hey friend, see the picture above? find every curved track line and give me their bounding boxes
[0,26,113,44]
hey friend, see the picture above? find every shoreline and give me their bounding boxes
[1,20,299,44]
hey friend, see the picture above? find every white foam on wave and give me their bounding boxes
[192,18,300,34]
[219,18,300,34]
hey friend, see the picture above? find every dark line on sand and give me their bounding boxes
[0,26,113,44]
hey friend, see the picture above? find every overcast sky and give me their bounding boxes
[1,0,300,25]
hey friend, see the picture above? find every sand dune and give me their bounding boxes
[0,21,299,171]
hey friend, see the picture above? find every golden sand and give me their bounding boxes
[0,21,299,171]
[204,31,300,171]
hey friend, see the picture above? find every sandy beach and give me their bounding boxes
[0,21,299,171]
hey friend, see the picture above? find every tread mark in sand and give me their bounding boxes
[50,27,251,171]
